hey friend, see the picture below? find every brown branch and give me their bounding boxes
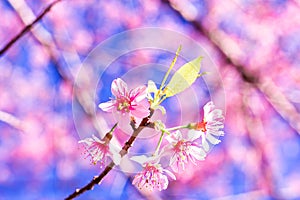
[0,0,62,56]
[65,110,154,200]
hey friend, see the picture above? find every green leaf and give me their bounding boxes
[164,56,203,97]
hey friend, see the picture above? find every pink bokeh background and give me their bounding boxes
[1,0,300,199]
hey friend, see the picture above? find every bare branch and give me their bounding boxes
[0,0,62,56]
[0,110,22,130]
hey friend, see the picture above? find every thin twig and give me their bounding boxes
[0,110,22,130]
[65,110,154,200]
[0,0,62,56]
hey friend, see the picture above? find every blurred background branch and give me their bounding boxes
[0,0,62,56]
[162,0,300,135]
[0,110,22,130]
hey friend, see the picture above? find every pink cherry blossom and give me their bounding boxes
[79,134,121,167]
[189,101,225,152]
[98,78,150,119]
[165,130,206,173]
[131,155,176,191]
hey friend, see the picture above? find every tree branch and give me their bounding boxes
[65,109,154,200]
[0,110,22,130]
[241,85,279,198]
[0,0,62,56]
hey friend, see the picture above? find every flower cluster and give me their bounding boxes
[130,100,224,190]
[79,49,225,192]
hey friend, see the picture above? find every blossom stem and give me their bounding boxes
[156,45,182,98]
[110,122,118,132]
[153,131,165,156]
[103,122,118,143]
[166,124,191,132]
[130,117,137,131]
[65,109,154,200]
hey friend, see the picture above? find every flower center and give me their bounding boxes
[117,98,130,112]
[173,140,191,161]
[196,120,207,132]
[174,140,190,153]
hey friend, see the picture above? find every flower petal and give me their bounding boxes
[165,130,182,144]
[209,130,224,136]
[111,78,128,97]
[160,144,173,157]
[130,102,149,118]
[207,109,223,121]
[170,161,179,173]
[165,134,175,144]
[203,101,215,116]
[98,100,116,112]
[130,155,149,165]
[160,175,169,190]
[202,139,210,152]
[163,169,176,180]
[92,134,103,143]
[187,129,202,141]
[112,152,121,165]
[130,86,147,102]
[206,133,221,145]
[147,80,158,94]
[174,130,183,141]
[108,142,121,165]
[78,137,92,145]
[190,146,206,160]
[132,175,139,185]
